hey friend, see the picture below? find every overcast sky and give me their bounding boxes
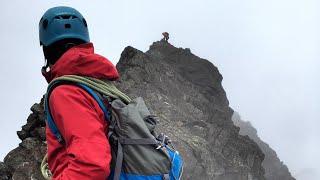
[0,1,319,179]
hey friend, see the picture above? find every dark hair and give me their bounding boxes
[43,38,85,66]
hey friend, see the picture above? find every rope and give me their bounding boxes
[49,75,131,103]
[40,153,52,179]
[41,75,131,179]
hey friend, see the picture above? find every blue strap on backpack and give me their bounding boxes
[45,83,110,143]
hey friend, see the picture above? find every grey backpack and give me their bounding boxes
[44,76,184,180]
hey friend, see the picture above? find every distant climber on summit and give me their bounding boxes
[39,6,114,179]
[162,32,169,42]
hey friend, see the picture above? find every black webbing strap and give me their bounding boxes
[119,138,158,145]
[113,141,123,180]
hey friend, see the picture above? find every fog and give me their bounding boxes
[0,1,319,179]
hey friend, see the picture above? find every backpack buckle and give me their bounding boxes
[156,133,171,149]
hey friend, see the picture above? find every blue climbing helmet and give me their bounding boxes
[39,6,90,46]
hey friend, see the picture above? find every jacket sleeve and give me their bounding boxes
[49,85,111,180]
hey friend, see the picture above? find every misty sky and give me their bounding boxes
[0,1,319,179]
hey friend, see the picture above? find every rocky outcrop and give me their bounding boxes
[115,40,265,179]
[1,40,267,179]
[1,101,47,180]
[232,112,295,180]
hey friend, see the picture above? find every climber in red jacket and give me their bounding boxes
[39,6,114,179]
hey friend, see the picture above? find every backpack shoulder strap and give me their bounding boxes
[45,82,110,143]
[77,83,111,120]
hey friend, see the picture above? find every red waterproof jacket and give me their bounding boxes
[42,43,118,180]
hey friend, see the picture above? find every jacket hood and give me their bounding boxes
[42,43,119,83]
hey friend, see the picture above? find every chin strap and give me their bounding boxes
[41,59,52,83]
[65,42,77,49]
[42,58,49,73]
[41,42,77,83]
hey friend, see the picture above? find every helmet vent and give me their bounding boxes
[40,7,90,46]
[64,24,71,29]
[54,15,77,19]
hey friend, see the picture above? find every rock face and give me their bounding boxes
[1,101,47,180]
[116,40,265,180]
[1,40,267,179]
[232,112,295,180]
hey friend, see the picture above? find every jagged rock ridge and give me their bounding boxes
[232,112,295,180]
[1,40,269,179]
[116,40,265,179]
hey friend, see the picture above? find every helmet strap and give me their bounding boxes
[64,42,77,49]
[42,39,85,67]
[41,58,50,73]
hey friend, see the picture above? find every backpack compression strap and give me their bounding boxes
[45,82,110,143]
